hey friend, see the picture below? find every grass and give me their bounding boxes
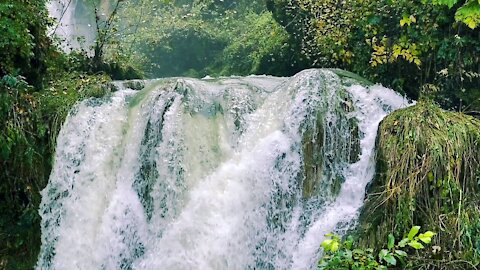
[358,101,480,269]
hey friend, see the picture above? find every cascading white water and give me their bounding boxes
[47,0,97,52]
[36,69,410,270]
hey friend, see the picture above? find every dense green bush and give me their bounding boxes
[267,0,480,111]
[218,12,291,76]
[0,10,114,261]
[0,73,110,269]
[319,227,436,269]
[0,0,54,87]
[106,0,295,77]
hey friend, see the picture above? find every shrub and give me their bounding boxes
[319,227,436,270]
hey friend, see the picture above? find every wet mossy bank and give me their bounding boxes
[358,102,480,269]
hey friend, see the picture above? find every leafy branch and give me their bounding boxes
[431,0,480,29]
[319,226,437,270]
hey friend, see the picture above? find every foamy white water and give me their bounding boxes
[37,69,411,270]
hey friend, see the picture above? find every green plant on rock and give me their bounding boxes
[358,102,480,269]
[318,226,436,270]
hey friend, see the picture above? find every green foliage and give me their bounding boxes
[218,12,290,76]
[454,1,480,29]
[358,102,480,268]
[318,227,436,269]
[431,0,480,29]
[0,0,53,87]
[106,0,292,77]
[0,3,91,265]
[0,73,110,269]
[0,4,116,262]
[268,0,480,111]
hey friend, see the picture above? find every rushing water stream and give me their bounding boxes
[36,69,410,269]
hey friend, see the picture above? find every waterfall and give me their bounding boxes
[36,69,410,270]
[47,0,98,52]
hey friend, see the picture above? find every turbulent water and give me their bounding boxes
[36,69,410,270]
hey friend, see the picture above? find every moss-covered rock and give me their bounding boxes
[301,90,360,199]
[358,102,480,269]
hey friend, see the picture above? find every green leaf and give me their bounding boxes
[435,0,459,8]
[383,253,397,265]
[455,0,480,29]
[424,231,435,238]
[379,249,389,259]
[408,226,421,240]
[321,238,340,252]
[427,171,434,182]
[345,235,354,250]
[387,234,395,249]
[344,249,353,260]
[321,239,333,250]
[330,241,340,252]
[394,250,408,257]
[400,15,409,26]
[418,231,436,244]
[408,240,425,249]
[418,236,432,244]
[398,238,409,247]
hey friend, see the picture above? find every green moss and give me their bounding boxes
[329,68,374,87]
[128,80,164,109]
[358,101,480,269]
[301,90,360,199]
[302,111,325,198]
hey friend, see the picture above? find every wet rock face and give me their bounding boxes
[106,80,147,92]
[301,93,360,199]
[123,80,146,91]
